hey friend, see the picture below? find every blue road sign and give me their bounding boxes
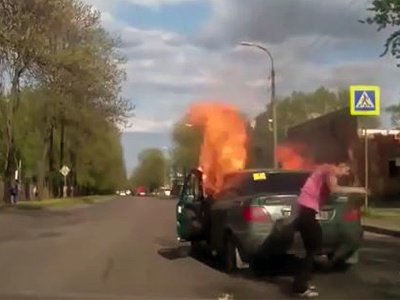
[349,85,380,116]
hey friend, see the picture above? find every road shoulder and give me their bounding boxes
[362,209,400,237]
[13,195,115,211]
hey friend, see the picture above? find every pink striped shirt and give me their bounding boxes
[298,164,333,212]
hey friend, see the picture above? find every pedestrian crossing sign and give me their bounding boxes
[349,85,380,116]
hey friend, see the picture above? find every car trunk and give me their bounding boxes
[244,191,363,256]
[251,192,359,223]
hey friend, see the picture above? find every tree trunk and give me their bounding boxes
[2,149,14,205]
[70,150,77,195]
[2,67,23,204]
[60,119,65,167]
[37,126,53,200]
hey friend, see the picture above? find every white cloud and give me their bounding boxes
[126,0,199,8]
[199,0,379,47]
[85,0,200,11]
[87,0,400,132]
[123,117,174,132]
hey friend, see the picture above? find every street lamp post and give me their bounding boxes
[240,41,278,168]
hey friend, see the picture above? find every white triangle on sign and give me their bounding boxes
[355,91,374,109]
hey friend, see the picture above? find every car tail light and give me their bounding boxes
[342,204,361,221]
[243,206,270,223]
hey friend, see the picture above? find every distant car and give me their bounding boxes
[119,191,127,196]
[176,168,363,273]
[157,187,171,198]
[136,186,146,196]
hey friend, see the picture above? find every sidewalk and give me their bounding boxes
[362,213,400,238]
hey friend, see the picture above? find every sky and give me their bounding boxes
[84,0,400,172]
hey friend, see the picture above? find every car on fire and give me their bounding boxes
[176,168,364,273]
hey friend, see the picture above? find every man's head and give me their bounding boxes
[332,162,350,176]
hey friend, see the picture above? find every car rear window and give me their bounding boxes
[221,171,310,197]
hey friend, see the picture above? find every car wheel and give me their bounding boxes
[223,233,237,274]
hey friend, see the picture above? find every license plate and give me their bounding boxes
[316,211,329,220]
[282,208,291,217]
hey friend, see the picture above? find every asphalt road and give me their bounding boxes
[0,196,398,299]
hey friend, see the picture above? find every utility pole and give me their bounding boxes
[240,41,278,168]
[363,128,369,210]
[271,66,278,168]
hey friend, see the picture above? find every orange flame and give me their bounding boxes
[187,101,248,194]
[276,142,315,170]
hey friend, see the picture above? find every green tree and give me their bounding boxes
[171,121,203,173]
[0,0,69,201]
[30,1,130,198]
[0,0,130,201]
[361,0,400,65]
[129,148,167,192]
[73,121,127,194]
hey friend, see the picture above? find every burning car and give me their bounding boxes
[176,101,363,274]
[176,168,363,273]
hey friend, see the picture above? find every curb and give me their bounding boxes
[362,225,400,238]
[44,196,116,211]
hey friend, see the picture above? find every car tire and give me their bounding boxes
[223,233,237,274]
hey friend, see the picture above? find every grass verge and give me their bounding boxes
[362,207,400,228]
[15,195,112,210]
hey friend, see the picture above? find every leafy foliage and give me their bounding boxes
[0,0,130,200]
[171,121,203,172]
[360,0,400,65]
[129,148,167,192]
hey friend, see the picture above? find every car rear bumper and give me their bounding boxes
[233,224,363,264]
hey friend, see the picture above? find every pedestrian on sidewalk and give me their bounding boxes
[292,161,366,298]
[10,183,18,205]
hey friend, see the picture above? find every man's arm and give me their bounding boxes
[327,172,367,194]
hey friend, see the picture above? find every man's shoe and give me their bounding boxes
[314,254,331,269]
[296,288,319,298]
[314,254,329,264]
